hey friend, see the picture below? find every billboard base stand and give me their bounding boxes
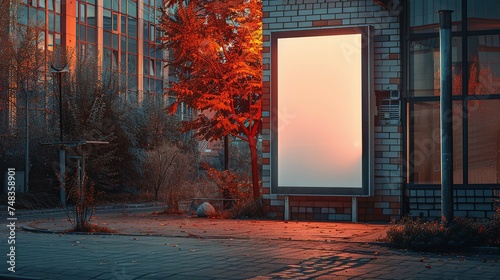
[352,197,358,223]
[284,196,290,221]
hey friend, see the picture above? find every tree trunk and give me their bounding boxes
[167,190,179,214]
[248,136,260,199]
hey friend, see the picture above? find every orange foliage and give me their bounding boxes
[434,57,500,114]
[159,0,262,198]
[434,57,500,97]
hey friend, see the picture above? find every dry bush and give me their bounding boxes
[143,142,197,213]
[62,172,99,231]
[204,164,263,218]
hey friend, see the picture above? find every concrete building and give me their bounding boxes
[0,0,167,132]
[262,0,500,221]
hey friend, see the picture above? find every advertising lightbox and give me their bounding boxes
[271,26,374,196]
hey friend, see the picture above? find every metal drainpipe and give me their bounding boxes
[439,10,454,223]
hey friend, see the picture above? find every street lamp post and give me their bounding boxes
[50,64,69,208]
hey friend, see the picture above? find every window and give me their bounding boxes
[103,10,112,31]
[87,5,96,26]
[113,13,118,31]
[80,3,86,23]
[142,0,163,98]
[48,13,54,31]
[468,100,500,183]
[406,0,500,185]
[409,0,462,33]
[128,17,137,38]
[127,0,137,17]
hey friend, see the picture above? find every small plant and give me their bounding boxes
[66,223,117,234]
[62,172,99,232]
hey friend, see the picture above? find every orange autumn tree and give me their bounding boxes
[158,0,263,198]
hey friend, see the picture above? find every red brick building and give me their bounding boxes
[262,0,500,221]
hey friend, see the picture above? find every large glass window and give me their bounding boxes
[407,0,500,186]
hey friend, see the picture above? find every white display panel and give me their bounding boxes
[277,34,363,188]
[271,26,373,196]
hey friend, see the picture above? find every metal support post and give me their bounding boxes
[284,195,290,221]
[439,10,454,223]
[352,197,358,223]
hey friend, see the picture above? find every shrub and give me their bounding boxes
[204,165,264,218]
[482,217,500,245]
[386,216,500,252]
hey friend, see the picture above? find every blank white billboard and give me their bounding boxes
[271,27,373,196]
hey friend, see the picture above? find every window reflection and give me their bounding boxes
[87,5,96,26]
[468,35,500,95]
[408,0,500,186]
[103,10,111,31]
[468,0,500,30]
[410,37,462,97]
[411,102,463,184]
[410,0,462,33]
[468,100,500,183]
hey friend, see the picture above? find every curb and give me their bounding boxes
[0,202,167,217]
[21,224,389,244]
[21,223,500,254]
[0,274,42,280]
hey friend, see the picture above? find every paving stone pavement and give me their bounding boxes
[0,208,499,279]
[0,230,499,279]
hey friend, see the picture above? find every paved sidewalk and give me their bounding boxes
[0,209,498,279]
[22,210,389,242]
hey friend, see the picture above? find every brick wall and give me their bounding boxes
[262,0,403,222]
[409,189,500,219]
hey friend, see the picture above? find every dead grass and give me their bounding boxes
[66,223,117,234]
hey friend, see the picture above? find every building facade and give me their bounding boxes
[1,0,167,133]
[262,0,500,221]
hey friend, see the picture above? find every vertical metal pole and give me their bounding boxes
[25,90,29,193]
[58,72,66,208]
[284,195,290,221]
[77,157,82,228]
[81,148,85,206]
[58,73,63,144]
[352,197,358,223]
[439,10,454,223]
[59,149,66,208]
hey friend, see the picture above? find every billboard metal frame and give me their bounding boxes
[270,26,374,196]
